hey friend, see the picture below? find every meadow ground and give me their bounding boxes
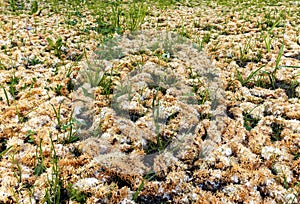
[0,0,300,203]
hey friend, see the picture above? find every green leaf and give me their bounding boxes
[0,146,12,159]
[55,38,63,48]
[46,37,54,47]
[133,180,144,201]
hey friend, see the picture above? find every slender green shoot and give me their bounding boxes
[236,65,265,87]
[14,101,27,123]
[61,109,80,144]
[44,133,63,204]
[270,39,285,89]
[126,1,147,31]
[12,153,22,183]
[133,180,144,202]
[7,73,19,99]
[51,103,62,131]
[264,33,272,53]
[34,139,46,176]
[1,86,10,106]
[238,39,252,65]
[0,146,12,159]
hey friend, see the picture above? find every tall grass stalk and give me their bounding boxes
[44,133,63,204]
[270,39,285,89]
